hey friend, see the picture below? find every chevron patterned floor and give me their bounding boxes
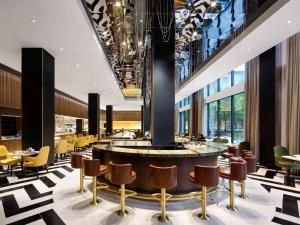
[0,150,299,225]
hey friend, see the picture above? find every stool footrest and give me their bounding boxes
[189,191,201,199]
[117,188,137,198]
[152,193,172,202]
[96,182,109,189]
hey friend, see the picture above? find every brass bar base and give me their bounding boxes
[90,176,99,205]
[238,181,248,199]
[77,168,86,193]
[227,180,237,211]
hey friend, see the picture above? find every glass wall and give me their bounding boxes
[204,64,245,143]
[178,110,190,134]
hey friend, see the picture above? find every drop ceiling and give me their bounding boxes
[0,0,142,110]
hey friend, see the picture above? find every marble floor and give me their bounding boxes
[0,152,299,225]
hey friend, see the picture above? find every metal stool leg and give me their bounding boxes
[239,181,247,199]
[77,168,86,193]
[199,186,209,220]
[159,188,167,222]
[90,176,99,205]
[227,180,237,211]
[118,184,127,216]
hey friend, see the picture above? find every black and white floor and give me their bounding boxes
[0,152,299,225]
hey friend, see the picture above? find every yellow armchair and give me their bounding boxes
[67,138,76,153]
[0,145,21,175]
[75,137,88,151]
[54,140,68,160]
[23,146,50,178]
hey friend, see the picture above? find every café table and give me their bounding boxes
[9,150,39,174]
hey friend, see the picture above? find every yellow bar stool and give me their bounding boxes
[149,165,177,222]
[108,162,137,216]
[83,159,109,205]
[189,165,220,220]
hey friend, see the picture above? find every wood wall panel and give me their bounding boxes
[0,68,21,109]
[55,93,88,118]
[113,111,141,121]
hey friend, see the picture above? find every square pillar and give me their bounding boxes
[22,48,55,163]
[106,105,113,136]
[88,93,100,135]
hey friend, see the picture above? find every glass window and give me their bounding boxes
[233,93,245,143]
[208,101,218,137]
[219,97,232,141]
[220,72,232,91]
[209,80,218,96]
[234,64,245,85]
[185,110,190,133]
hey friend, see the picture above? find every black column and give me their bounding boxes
[143,98,151,134]
[76,119,83,134]
[88,93,100,135]
[141,105,144,132]
[259,47,276,167]
[106,105,113,136]
[22,48,55,163]
[150,0,175,145]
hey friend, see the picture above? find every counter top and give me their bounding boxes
[1,137,22,141]
[93,143,227,158]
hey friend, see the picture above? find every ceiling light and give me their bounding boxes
[122,41,126,46]
[103,31,107,35]
[76,64,80,67]
[138,41,143,46]
[140,19,143,23]
[211,1,217,7]
[287,20,292,24]
[193,31,198,36]
[106,41,110,45]
[31,19,37,23]
[115,1,121,7]
[247,48,250,52]
[60,47,64,51]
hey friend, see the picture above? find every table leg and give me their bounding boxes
[284,169,295,187]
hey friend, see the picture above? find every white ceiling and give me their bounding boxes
[0,0,142,111]
[176,0,300,102]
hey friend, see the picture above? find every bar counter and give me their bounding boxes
[93,142,227,194]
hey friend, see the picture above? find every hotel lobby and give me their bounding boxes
[0,0,300,224]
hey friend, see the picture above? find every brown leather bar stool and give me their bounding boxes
[222,146,240,159]
[149,165,177,222]
[241,150,253,158]
[220,160,247,210]
[189,165,220,220]
[71,153,85,193]
[230,157,248,198]
[109,162,137,216]
[83,159,109,205]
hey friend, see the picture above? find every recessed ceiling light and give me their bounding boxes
[115,1,121,7]
[247,48,250,52]
[287,20,292,24]
[140,19,143,23]
[122,41,126,46]
[60,47,64,51]
[76,64,80,67]
[31,19,37,23]
[106,41,110,45]
[103,31,107,35]
[211,1,217,7]
[138,41,143,46]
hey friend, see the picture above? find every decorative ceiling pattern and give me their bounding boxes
[84,0,145,97]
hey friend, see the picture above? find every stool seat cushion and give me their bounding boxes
[219,167,231,179]
[99,165,108,176]
[222,152,234,158]
[189,171,195,183]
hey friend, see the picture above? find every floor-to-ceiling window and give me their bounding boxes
[177,97,190,134]
[204,64,245,143]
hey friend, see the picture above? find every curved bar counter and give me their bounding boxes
[93,142,227,195]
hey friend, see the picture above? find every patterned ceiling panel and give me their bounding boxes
[83,0,145,97]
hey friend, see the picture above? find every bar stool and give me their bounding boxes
[109,162,137,216]
[83,159,109,205]
[222,146,240,159]
[240,155,257,198]
[149,165,177,222]
[189,165,220,220]
[230,157,248,199]
[71,153,85,193]
[220,160,247,211]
